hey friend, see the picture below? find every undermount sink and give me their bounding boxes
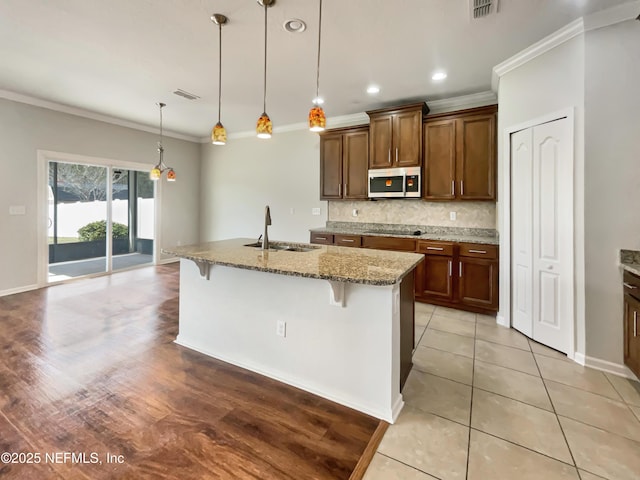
[243,241,320,253]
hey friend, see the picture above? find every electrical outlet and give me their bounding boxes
[9,205,26,215]
[276,320,286,337]
[311,207,321,216]
[352,209,358,217]
[449,211,457,221]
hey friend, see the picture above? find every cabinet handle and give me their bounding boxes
[338,183,342,196]
[426,246,444,251]
[345,183,348,196]
[448,260,452,277]
[451,180,455,195]
[635,311,638,337]
[460,180,464,195]
[624,282,638,289]
[341,239,355,243]
[388,149,391,164]
[459,262,462,277]
[468,249,487,254]
[315,236,327,240]
[395,148,399,164]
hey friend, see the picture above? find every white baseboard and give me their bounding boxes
[581,354,638,380]
[158,257,180,265]
[496,313,509,328]
[0,283,39,297]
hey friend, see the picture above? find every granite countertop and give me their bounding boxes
[310,222,499,246]
[163,238,423,286]
[621,249,640,276]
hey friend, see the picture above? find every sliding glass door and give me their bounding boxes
[47,160,154,282]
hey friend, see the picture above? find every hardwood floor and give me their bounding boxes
[0,264,380,479]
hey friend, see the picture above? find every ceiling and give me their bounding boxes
[0,0,630,139]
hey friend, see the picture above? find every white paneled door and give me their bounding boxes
[511,117,573,354]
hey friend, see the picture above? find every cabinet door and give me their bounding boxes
[394,109,422,167]
[423,119,456,200]
[624,295,640,378]
[343,129,369,199]
[458,258,498,310]
[320,133,343,199]
[369,115,393,169]
[456,113,496,200]
[419,254,454,301]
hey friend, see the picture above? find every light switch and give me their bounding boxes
[9,205,26,215]
[312,208,321,216]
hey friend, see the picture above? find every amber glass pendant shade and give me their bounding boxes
[212,122,227,145]
[149,167,161,181]
[308,105,326,132]
[166,168,176,182]
[256,112,272,139]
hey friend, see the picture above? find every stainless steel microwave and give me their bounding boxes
[368,167,421,198]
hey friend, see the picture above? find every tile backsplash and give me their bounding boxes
[328,200,496,229]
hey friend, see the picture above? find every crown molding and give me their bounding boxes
[583,0,640,32]
[0,89,200,143]
[427,91,497,114]
[491,18,584,91]
[492,0,640,91]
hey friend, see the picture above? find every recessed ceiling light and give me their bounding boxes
[432,72,447,81]
[367,85,380,94]
[313,97,324,105]
[283,19,306,33]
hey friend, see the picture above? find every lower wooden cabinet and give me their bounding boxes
[416,241,499,313]
[310,232,499,314]
[623,271,640,378]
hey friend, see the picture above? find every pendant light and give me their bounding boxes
[149,103,176,182]
[309,0,326,132]
[256,0,275,139]
[211,13,228,145]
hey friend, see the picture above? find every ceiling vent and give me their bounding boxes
[470,0,499,19]
[173,89,200,101]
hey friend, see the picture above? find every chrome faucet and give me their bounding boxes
[262,205,271,250]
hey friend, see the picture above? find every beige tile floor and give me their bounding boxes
[363,303,640,480]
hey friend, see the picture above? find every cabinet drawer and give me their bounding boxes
[417,241,454,256]
[310,232,334,245]
[334,234,362,247]
[362,236,416,252]
[624,271,640,300]
[459,243,498,259]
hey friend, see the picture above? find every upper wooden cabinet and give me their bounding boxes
[367,103,429,169]
[320,126,369,200]
[423,105,497,201]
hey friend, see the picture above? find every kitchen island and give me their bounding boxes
[163,238,423,422]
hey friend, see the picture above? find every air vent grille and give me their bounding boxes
[173,89,200,101]
[471,0,498,19]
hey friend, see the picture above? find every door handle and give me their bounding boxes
[345,183,348,196]
[460,180,464,195]
[338,183,342,196]
[635,311,638,337]
[451,180,454,195]
[388,149,391,164]
[395,148,399,164]
[448,260,452,277]
[624,282,638,289]
[459,262,462,277]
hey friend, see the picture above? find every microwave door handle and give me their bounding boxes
[402,173,407,196]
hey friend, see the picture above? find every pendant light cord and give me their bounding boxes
[315,0,322,101]
[263,3,268,113]
[218,22,222,123]
[159,103,164,148]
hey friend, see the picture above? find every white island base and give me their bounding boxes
[175,259,413,423]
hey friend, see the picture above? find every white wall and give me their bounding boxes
[200,130,327,243]
[497,35,586,354]
[584,19,640,364]
[0,98,200,293]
